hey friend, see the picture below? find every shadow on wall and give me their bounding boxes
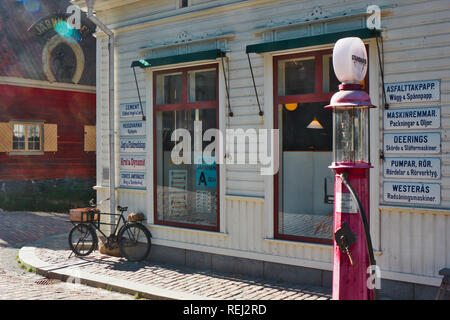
[0,178,96,212]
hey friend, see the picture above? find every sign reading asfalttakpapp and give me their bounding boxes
[384,80,440,104]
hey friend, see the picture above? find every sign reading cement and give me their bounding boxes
[384,132,440,154]
[120,155,146,171]
[384,181,440,205]
[384,157,440,180]
[119,171,146,189]
[120,138,146,153]
[384,80,440,104]
[335,192,358,214]
[120,120,146,136]
[120,102,145,118]
[384,106,440,130]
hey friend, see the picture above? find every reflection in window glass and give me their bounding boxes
[13,124,25,150]
[28,125,41,150]
[188,69,216,102]
[156,72,182,105]
[323,55,340,93]
[278,57,315,96]
[278,102,334,240]
[156,108,218,227]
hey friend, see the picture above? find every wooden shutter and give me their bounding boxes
[44,124,58,152]
[0,122,12,152]
[84,125,96,152]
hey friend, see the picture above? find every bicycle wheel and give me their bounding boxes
[68,223,97,256]
[118,223,151,262]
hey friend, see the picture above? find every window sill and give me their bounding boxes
[146,223,229,237]
[8,151,44,156]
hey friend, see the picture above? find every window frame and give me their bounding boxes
[11,121,43,153]
[273,48,369,245]
[152,63,220,232]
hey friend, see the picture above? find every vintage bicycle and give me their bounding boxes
[68,198,152,262]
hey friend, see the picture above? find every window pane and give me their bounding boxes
[156,108,218,227]
[323,55,340,93]
[278,57,315,96]
[27,125,41,150]
[156,72,182,105]
[12,124,25,150]
[277,102,333,240]
[188,68,216,102]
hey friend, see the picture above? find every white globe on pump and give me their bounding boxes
[332,37,367,84]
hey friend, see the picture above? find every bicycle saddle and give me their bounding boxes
[117,205,128,212]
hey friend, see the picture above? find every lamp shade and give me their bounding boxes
[307,117,324,129]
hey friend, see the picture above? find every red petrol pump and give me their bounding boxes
[325,37,378,300]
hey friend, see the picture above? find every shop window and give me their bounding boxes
[274,49,368,244]
[154,64,219,231]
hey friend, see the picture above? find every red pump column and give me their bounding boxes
[331,164,372,300]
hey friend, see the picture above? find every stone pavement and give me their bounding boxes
[0,211,134,300]
[20,233,331,300]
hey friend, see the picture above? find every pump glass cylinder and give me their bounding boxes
[333,107,369,164]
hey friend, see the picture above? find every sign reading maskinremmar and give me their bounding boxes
[383,106,440,130]
[384,181,440,205]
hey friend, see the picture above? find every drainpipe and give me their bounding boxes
[85,0,116,223]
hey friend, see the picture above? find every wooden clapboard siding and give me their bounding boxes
[0,84,96,181]
[93,0,450,285]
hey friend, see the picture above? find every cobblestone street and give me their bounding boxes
[0,211,134,300]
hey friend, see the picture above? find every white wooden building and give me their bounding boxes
[73,0,450,299]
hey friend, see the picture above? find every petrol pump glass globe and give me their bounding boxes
[334,107,369,164]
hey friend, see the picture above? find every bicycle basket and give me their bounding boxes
[127,212,146,222]
[69,208,100,222]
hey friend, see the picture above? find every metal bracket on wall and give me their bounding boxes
[132,66,146,121]
[221,55,233,117]
[247,53,264,120]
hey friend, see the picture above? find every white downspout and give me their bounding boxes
[85,0,116,222]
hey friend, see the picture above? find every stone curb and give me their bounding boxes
[19,242,212,300]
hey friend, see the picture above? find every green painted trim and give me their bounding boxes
[246,28,380,54]
[131,49,226,68]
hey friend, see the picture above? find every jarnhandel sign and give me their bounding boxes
[384,80,440,104]
[384,132,440,154]
[384,157,440,179]
[384,106,440,130]
[384,181,440,205]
